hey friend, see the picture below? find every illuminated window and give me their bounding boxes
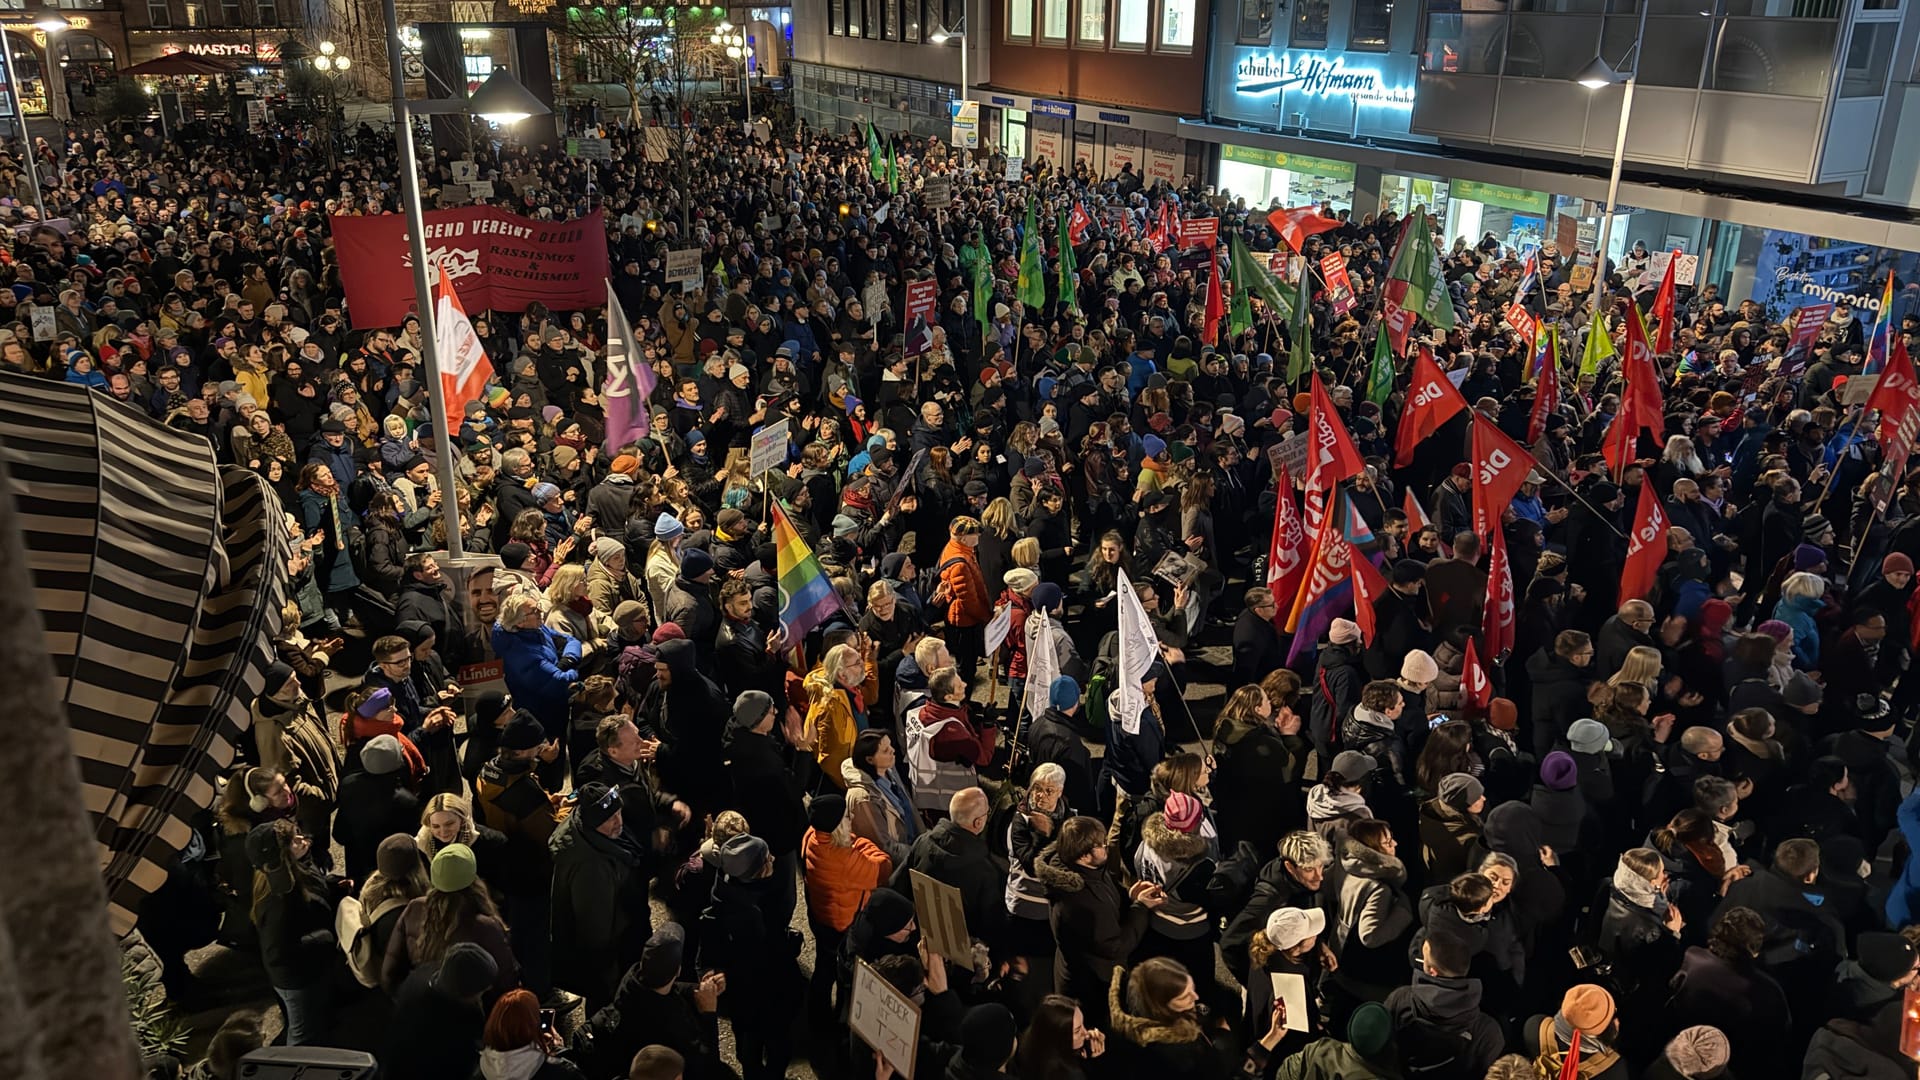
[1006,0,1032,38]
[1077,0,1105,44]
[1349,0,1389,48]
[1041,0,1068,42]
[1113,0,1147,46]
[1157,0,1193,50]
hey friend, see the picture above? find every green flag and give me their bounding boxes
[1383,205,1456,333]
[1017,200,1046,308]
[1229,233,1292,323]
[1286,257,1313,382]
[866,121,886,181]
[1366,322,1394,407]
[1228,239,1253,339]
[886,140,899,195]
[1581,307,1616,376]
[1056,212,1078,312]
[972,256,993,342]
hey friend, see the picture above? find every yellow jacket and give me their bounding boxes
[805,653,879,786]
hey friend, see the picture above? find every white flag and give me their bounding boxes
[432,261,489,428]
[1024,608,1060,726]
[1113,570,1161,736]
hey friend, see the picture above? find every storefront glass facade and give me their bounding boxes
[791,60,955,138]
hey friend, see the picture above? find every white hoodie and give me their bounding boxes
[478,1045,548,1080]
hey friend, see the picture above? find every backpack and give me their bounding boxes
[1082,673,1110,731]
[928,556,966,612]
[336,894,409,988]
[1396,1014,1476,1079]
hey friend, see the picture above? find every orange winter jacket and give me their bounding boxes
[937,538,993,628]
[802,827,893,932]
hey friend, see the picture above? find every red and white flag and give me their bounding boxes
[1461,636,1491,711]
[1618,479,1670,606]
[433,261,490,433]
[1268,463,1308,620]
[1267,205,1340,254]
[1482,524,1515,658]
[1471,418,1539,542]
[1068,201,1093,246]
[1650,250,1680,355]
[1870,333,1920,489]
[1529,331,1560,445]
[1393,344,1470,467]
[1303,372,1366,536]
[1351,548,1389,647]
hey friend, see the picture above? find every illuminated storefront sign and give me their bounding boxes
[1233,51,1414,109]
[160,40,282,60]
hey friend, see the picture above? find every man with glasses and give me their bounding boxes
[1596,600,1657,681]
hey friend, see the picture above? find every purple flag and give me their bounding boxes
[602,280,654,454]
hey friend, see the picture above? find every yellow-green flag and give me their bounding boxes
[1580,307,1615,376]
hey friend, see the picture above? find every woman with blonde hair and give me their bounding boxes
[978,497,1019,594]
[1773,571,1826,668]
[806,641,875,785]
[417,792,510,889]
[1011,536,1043,573]
[543,563,600,652]
[1608,644,1663,694]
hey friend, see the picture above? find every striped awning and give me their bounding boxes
[0,372,288,934]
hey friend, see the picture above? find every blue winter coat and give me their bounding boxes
[1102,698,1165,799]
[297,488,360,594]
[306,437,356,493]
[1890,791,1920,927]
[1772,592,1822,669]
[491,623,580,733]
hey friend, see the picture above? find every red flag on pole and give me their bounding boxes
[1267,205,1340,254]
[1529,332,1561,445]
[1482,523,1515,658]
[1471,418,1539,542]
[1601,410,1637,476]
[1393,345,1470,467]
[1622,303,1665,433]
[1068,201,1093,246]
[1402,487,1431,533]
[1304,372,1366,536]
[1650,250,1680,355]
[1618,479,1670,606]
[1267,463,1308,621]
[1461,636,1491,711]
[1868,333,1920,489]
[1351,549,1389,646]
[1202,248,1225,347]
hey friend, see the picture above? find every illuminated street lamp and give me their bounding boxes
[35,12,68,123]
[1571,7,1647,317]
[710,20,750,125]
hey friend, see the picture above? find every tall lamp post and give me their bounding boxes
[1572,2,1649,319]
[310,39,351,164]
[711,22,750,124]
[35,13,66,125]
[382,0,549,553]
[929,17,967,126]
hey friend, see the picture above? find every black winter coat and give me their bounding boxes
[725,728,808,859]
[1209,718,1306,859]
[1033,846,1150,1026]
[334,772,421,882]
[1026,707,1099,815]
[252,867,338,990]
[889,819,1002,944]
[549,815,650,1009]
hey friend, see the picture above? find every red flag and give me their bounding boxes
[1268,205,1341,254]
[1402,488,1431,533]
[1119,208,1137,242]
[1650,250,1680,354]
[1304,372,1366,535]
[1069,201,1092,246]
[1461,636,1491,711]
[433,261,491,428]
[1529,333,1561,445]
[1393,345,1470,467]
[1869,333,1920,489]
[1618,479,1670,606]
[1202,248,1225,347]
[1601,410,1637,476]
[1471,418,1539,542]
[1351,549,1389,646]
[1482,523,1515,658]
[1268,463,1308,622]
[1622,303,1665,433]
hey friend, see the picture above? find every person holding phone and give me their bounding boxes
[478,988,588,1079]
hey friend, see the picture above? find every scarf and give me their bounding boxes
[1611,862,1670,923]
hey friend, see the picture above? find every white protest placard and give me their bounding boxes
[30,305,53,342]
[1271,972,1310,1032]
[922,175,952,210]
[451,160,477,183]
[1004,156,1023,182]
[750,418,790,479]
[983,604,1014,657]
[850,961,921,1080]
[468,181,494,200]
[1647,250,1700,288]
[665,248,704,291]
[1268,435,1309,484]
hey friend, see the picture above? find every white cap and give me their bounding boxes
[1264,906,1327,952]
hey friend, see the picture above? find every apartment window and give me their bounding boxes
[883,0,898,37]
[1077,0,1105,43]
[1157,0,1194,50]
[257,0,277,23]
[221,0,241,23]
[1006,0,1032,37]
[1290,0,1327,45]
[864,0,880,36]
[1349,0,1390,48]
[184,1,203,24]
[147,0,171,24]
[1840,21,1895,96]
[1041,0,1068,41]
[845,0,860,38]
[1113,0,1148,46]
[903,0,920,41]
[1236,0,1272,43]
[830,0,844,35]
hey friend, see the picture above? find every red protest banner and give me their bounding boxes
[1790,302,1834,357]
[906,278,939,326]
[331,207,611,327]
[1180,217,1219,249]
[1504,302,1536,345]
[1320,252,1356,317]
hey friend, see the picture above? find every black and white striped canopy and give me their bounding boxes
[0,371,287,934]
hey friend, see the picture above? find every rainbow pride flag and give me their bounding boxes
[772,500,841,642]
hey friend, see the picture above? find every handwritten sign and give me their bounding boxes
[921,175,952,210]
[1648,250,1699,288]
[1320,252,1355,316]
[850,960,921,1080]
[983,604,1014,657]
[750,418,790,480]
[665,248,704,291]
[1268,435,1309,484]
[1004,156,1024,182]
[910,870,974,971]
[451,160,477,183]
[905,278,939,328]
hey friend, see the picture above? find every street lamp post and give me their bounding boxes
[35,13,66,125]
[382,0,549,554]
[310,39,351,164]
[711,22,750,125]
[929,16,967,147]
[1572,1,1649,319]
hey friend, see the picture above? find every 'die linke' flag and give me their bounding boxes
[772,501,842,642]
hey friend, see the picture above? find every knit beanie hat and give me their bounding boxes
[862,888,916,936]
[808,794,847,834]
[1437,773,1484,811]
[730,690,776,732]
[1329,618,1361,645]
[501,709,546,750]
[1857,931,1918,983]
[1049,676,1081,710]
[1163,791,1204,833]
[959,1004,1019,1068]
[1663,1025,1731,1078]
[1883,552,1915,577]
[435,942,499,999]
[654,514,685,539]
[1401,650,1439,683]
[1540,750,1579,791]
[360,733,406,776]
[576,782,623,830]
[430,843,478,892]
[1560,984,1616,1035]
[716,834,770,879]
[1793,544,1828,571]
[1346,1002,1393,1058]
[1487,697,1518,732]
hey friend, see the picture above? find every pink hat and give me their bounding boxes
[1163,791,1204,833]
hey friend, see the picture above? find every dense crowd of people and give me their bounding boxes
[11,105,1920,1080]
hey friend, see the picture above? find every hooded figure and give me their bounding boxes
[641,637,731,813]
